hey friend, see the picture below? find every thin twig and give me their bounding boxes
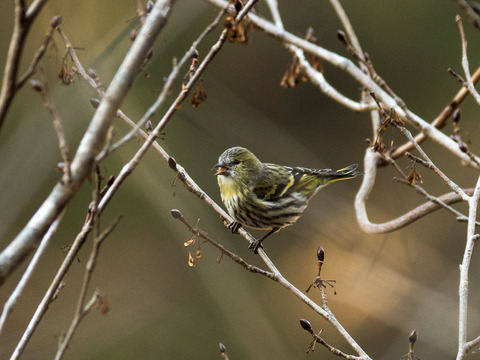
[34,67,72,182]
[388,66,480,162]
[55,216,121,360]
[453,0,480,30]
[0,0,50,130]
[16,15,60,89]
[0,0,28,129]
[380,149,476,226]
[290,46,374,112]
[10,211,96,360]
[96,3,229,161]
[456,15,480,105]
[265,0,372,112]
[0,211,64,337]
[390,119,470,201]
[171,209,275,278]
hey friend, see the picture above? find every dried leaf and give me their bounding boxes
[58,62,75,86]
[280,57,302,88]
[190,81,207,107]
[391,108,405,126]
[406,164,423,185]
[307,53,323,73]
[184,235,196,247]
[372,136,386,153]
[196,249,202,258]
[188,251,195,267]
[225,16,252,44]
[99,295,110,315]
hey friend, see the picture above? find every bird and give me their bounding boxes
[213,146,361,253]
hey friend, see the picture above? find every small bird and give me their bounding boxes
[213,147,361,253]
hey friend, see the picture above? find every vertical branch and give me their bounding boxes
[0,0,50,130]
[457,175,480,360]
[0,0,28,129]
[456,15,480,104]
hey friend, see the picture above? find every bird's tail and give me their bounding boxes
[324,164,362,184]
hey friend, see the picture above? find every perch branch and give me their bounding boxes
[171,210,368,359]
[171,210,275,279]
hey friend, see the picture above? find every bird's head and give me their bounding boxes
[213,147,262,185]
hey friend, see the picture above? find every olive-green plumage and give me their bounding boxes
[213,147,361,253]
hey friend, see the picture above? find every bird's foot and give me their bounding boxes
[227,221,242,234]
[248,239,264,254]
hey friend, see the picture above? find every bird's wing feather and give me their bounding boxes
[252,164,296,200]
[252,163,360,200]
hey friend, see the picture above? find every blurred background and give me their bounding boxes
[1,0,480,359]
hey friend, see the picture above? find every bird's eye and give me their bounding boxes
[232,159,240,165]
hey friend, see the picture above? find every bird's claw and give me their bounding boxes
[227,221,242,234]
[248,239,264,254]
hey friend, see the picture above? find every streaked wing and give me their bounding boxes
[252,164,295,200]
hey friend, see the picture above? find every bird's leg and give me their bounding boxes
[248,228,278,254]
[227,221,242,234]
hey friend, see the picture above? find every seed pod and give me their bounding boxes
[89,98,101,109]
[459,141,468,153]
[299,319,312,332]
[30,80,43,92]
[146,0,154,12]
[317,246,325,262]
[337,30,348,45]
[453,108,461,123]
[171,209,182,219]
[51,15,62,28]
[409,329,417,344]
[129,29,137,41]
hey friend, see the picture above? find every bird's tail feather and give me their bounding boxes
[325,164,362,184]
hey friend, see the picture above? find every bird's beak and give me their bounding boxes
[213,162,229,176]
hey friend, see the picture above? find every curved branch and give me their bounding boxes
[355,148,473,234]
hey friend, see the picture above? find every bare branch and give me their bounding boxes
[10,211,95,359]
[355,149,475,234]
[456,174,480,359]
[16,15,60,89]
[0,211,64,337]
[456,15,480,105]
[55,216,121,360]
[171,209,275,278]
[32,67,71,181]
[0,0,174,287]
